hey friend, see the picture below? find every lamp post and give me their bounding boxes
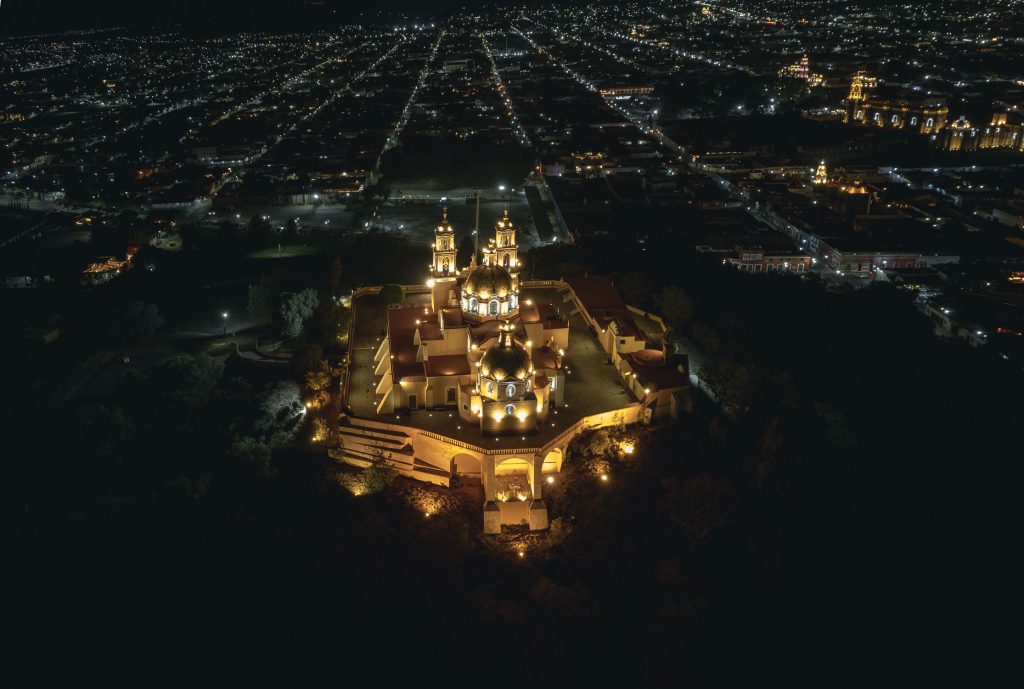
[222,311,229,336]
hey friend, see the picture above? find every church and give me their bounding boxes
[374,208,569,434]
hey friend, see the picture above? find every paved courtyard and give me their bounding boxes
[374,193,541,250]
[344,286,636,448]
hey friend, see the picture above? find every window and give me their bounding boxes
[797,263,805,272]
[503,254,510,268]
[446,387,456,403]
[441,257,449,274]
[891,114,899,124]
[468,298,477,312]
[505,404,516,416]
[489,300,499,315]
[486,381,495,395]
[873,112,880,121]
[506,383,516,398]
[408,394,417,409]
[911,116,918,126]
[926,117,934,128]
[550,377,556,391]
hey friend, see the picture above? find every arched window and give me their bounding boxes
[469,297,477,312]
[441,257,449,274]
[873,112,880,121]
[505,404,515,416]
[487,381,495,395]
[911,116,918,126]
[489,300,499,316]
[891,114,898,124]
[503,254,510,268]
[926,118,934,128]
[506,383,516,398]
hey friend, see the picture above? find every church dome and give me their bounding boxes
[464,263,514,299]
[480,325,532,381]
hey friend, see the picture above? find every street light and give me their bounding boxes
[222,312,229,335]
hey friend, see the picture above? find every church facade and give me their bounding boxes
[373,208,569,435]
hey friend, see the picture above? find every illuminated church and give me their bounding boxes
[373,208,569,434]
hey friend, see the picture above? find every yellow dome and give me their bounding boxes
[464,264,514,299]
[480,325,532,381]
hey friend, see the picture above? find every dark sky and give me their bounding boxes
[1,0,462,33]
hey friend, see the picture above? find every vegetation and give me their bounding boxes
[4,225,1022,687]
[379,282,405,306]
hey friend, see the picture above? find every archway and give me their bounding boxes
[494,456,534,498]
[492,456,534,526]
[541,447,563,474]
[452,452,481,478]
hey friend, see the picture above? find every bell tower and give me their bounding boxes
[845,69,875,124]
[493,207,518,278]
[813,160,828,185]
[432,207,457,278]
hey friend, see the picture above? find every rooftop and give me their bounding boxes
[345,286,638,447]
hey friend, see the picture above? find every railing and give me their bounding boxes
[417,429,487,454]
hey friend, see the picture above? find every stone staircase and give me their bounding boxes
[333,416,451,486]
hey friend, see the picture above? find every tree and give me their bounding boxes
[618,271,654,307]
[697,358,760,415]
[291,343,324,380]
[247,215,273,245]
[131,354,225,417]
[379,283,404,307]
[253,381,303,445]
[283,218,299,242]
[70,404,135,483]
[661,474,739,550]
[229,436,275,479]
[655,286,694,331]
[688,322,721,354]
[277,288,319,339]
[363,446,395,493]
[247,272,281,318]
[327,256,343,294]
[104,300,163,346]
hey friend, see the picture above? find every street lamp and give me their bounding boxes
[222,311,229,335]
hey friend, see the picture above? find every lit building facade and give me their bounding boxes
[844,70,947,134]
[375,209,568,435]
[779,54,824,86]
[979,113,1024,152]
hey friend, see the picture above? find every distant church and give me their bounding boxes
[374,208,569,434]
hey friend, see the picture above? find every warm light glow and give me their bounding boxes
[601,474,608,481]
[546,476,554,484]
[426,278,435,287]
[620,441,635,455]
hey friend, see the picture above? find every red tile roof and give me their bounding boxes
[425,354,471,377]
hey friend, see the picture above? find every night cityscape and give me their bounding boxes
[3,0,1024,685]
